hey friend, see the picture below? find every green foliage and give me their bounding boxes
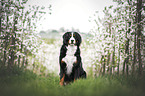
[0,0,51,74]
[88,0,145,76]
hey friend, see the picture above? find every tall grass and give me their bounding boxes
[0,70,144,96]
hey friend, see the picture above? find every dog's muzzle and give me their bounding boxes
[69,37,76,45]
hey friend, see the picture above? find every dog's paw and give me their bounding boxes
[62,58,67,63]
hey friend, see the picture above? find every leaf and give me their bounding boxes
[109,5,113,9]
[104,7,107,10]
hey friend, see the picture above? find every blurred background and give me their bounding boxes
[0,0,145,77]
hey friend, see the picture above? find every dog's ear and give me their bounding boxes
[74,32,82,46]
[63,32,70,45]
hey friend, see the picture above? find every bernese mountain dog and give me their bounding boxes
[59,32,86,86]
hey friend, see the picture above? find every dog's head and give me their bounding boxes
[63,32,82,46]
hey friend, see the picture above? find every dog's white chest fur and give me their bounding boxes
[62,45,77,75]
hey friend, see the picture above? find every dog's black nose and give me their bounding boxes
[71,40,74,44]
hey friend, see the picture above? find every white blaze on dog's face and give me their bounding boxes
[69,33,76,45]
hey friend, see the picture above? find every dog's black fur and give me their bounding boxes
[59,32,86,85]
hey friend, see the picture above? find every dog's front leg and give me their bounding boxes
[73,67,80,81]
[60,60,67,70]
[73,56,80,68]
[59,73,65,86]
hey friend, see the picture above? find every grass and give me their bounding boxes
[42,38,57,44]
[0,70,144,96]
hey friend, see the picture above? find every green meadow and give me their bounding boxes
[0,70,144,96]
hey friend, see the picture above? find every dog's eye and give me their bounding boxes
[73,34,75,36]
[70,35,72,37]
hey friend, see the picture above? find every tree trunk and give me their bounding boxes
[123,58,126,75]
[18,55,21,68]
[110,53,113,75]
[0,3,3,67]
[8,12,17,71]
[103,55,106,76]
[117,43,120,75]
[107,51,110,73]
[112,37,115,73]
[22,56,25,70]
[132,31,136,75]
[100,55,103,75]
[4,15,9,68]
[137,0,142,76]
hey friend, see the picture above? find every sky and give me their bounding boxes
[25,0,116,33]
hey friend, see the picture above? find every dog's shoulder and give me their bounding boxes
[60,45,67,53]
[74,46,81,56]
[60,45,67,59]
